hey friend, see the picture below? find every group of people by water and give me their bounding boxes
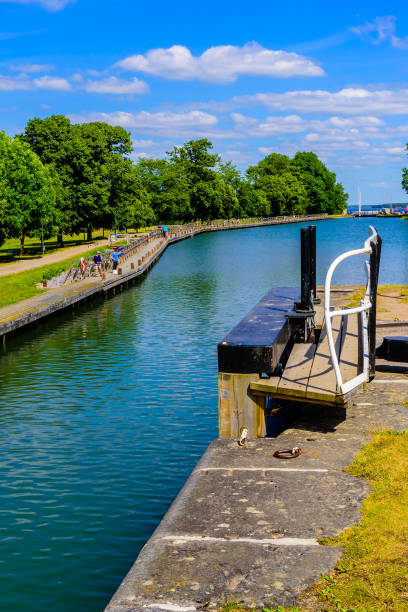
[77,225,169,279]
[78,248,120,278]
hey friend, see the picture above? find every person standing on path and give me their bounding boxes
[111,248,119,274]
[93,251,103,277]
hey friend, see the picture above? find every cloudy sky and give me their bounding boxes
[1,0,408,204]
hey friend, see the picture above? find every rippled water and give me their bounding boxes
[0,218,407,612]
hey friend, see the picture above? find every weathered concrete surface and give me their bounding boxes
[106,362,408,612]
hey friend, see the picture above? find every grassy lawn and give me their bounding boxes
[0,230,108,265]
[0,228,148,266]
[0,244,115,309]
[302,430,408,611]
[346,285,408,307]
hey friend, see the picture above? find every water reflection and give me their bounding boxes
[0,218,407,611]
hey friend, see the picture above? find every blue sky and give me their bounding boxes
[1,0,408,204]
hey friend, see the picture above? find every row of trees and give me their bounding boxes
[0,114,348,253]
[402,144,408,196]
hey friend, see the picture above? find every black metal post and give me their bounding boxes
[300,227,311,311]
[368,230,382,378]
[308,225,319,303]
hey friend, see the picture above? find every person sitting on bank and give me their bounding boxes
[111,248,119,274]
[93,251,103,277]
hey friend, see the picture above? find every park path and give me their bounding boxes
[0,238,110,277]
[0,235,163,328]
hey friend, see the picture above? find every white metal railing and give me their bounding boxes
[324,226,377,394]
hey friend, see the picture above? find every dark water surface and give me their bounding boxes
[1,218,407,611]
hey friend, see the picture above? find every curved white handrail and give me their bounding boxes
[324,226,377,394]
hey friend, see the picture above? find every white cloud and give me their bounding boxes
[69,110,220,138]
[115,42,325,83]
[9,63,54,73]
[385,146,405,155]
[230,88,408,116]
[351,15,408,50]
[230,112,387,138]
[0,75,30,90]
[372,181,389,188]
[0,0,74,11]
[84,76,149,95]
[226,111,408,166]
[1,73,70,92]
[33,75,71,90]
[130,139,175,160]
[232,112,309,135]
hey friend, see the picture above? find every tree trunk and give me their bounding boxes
[57,232,64,248]
[87,225,92,242]
[19,234,25,256]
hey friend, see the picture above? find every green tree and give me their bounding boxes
[246,153,306,216]
[168,139,235,219]
[19,115,73,246]
[290,151,348,213]
[218,161,243,191]
[108,156,155,230]
[0,131,56,254]
[135,158,192,222]
[20,116,134,241]
[402,144,408,196]
[69,122,133,240]
[253,173,306,216]
[247,153,291,183]
[237,182,269,217]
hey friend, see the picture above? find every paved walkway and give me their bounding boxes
[0,238,110,277]
[0,235,163,330]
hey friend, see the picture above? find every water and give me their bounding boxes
[0,218,407,612]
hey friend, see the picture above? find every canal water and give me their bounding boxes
[0,218,407,612]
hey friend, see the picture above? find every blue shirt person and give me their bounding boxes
[111,249,119,273]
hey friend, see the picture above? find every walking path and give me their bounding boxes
[0,215,329,278]
[106,325,408,611]
[0,238,110,277]
[0,215,331,340]
[0,234,163,339]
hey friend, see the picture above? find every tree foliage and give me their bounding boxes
[0,131,56,253]
[402,144,408,196]
[0,114,349,248]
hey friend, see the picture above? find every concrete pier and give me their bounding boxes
[105,338,408,610]
[105,274,408,610]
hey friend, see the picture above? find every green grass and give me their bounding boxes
[345,285,408,308]
[0,228,146,266]
[0,244,114,308]
[302,431,408,611]
[220,597,299,612]
[0,230,108,265]
[220,432,408,611]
